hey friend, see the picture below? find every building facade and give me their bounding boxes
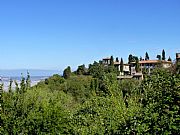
[176,53,180,63]
[102,55,175,80]
[130,60,172,70]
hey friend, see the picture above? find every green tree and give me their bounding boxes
[90,78,99,96]
[77,64,86,75]
[20,74,26,94]
[115,57,119,62]
[120,58,124,73]
[138,69,180,134]
[110,56,114,66]
[8,79,13,93]
[128,54,138,63]
[162,49,166,60]
[26,71,31,90]
[140,56,143,61]
[157,54,162,60]
[63,66,71,79]
[14,80,19,93]
[135,59,140,72]
[133,56,138,61]
[168,56,172,61]
[45,74,65,91]
[65,75,92,103]
[128,54,133,64]
[145,52,149,60]
[99,60,103,65]
[89,61,105,79]
[0,82,3,132]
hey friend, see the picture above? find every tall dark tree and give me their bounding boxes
[135,59,140,72]
[99,60,103,65]
[14,80,19,93]
[168,56,172,62]
[115,57,119,62]
[20,73,26,94]
[133,56,139,61]
[145,52,149,60]
[140,56,143,61]
[128,54,133,64]
[129,54,138,63]
[157,55,162,60]
[63,66,71,79]
[110,56,114,66]
[120,58,124,73]
[162,49,166,60]
[26,71,31,90]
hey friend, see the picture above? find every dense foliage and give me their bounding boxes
[1,65,180,134]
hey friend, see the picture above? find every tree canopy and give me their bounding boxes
[162,49,166,60]
[1,54,180,134]
[63,66,71,79]
[145,52,149,60]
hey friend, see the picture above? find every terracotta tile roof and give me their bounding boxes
[103,57,110,60]
[131,60,172,64]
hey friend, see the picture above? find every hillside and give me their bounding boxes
[1,59,180,134]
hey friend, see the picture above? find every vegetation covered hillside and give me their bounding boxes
[0,61,180,134]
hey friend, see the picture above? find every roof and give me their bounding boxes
[103,57,110,60]
[114,61,120,65]
[131,60,172,64]
[132,72,143,77]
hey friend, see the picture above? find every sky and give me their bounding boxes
[0,0,180,70]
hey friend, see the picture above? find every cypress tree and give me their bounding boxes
[140,56,143,61]
[135,59,140,72]
[162,49,166,60]
[128,54,133,64]
[145,52,149,60]
[120,58,124,73]
[168,56,172,61]
[116,57,119,62]
[20,73,26,94]
[110,56,114,66]
[26,71,31,90]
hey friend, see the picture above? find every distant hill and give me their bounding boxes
[0,69,60,77]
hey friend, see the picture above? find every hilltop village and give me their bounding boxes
[65,50,180,81]
[102,52,179,80]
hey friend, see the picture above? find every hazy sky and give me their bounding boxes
[0,0,180,70]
